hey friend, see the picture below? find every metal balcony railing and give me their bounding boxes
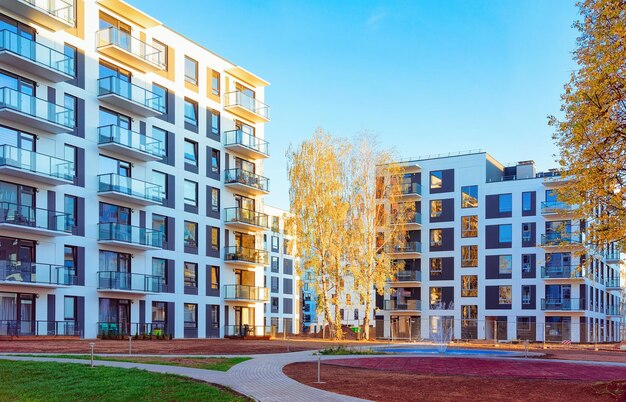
[97,271,162,293]
[98,125,165,159]
[98,76,165,114]
[0,319,79,336]
[0,260,76,285]
[540,233,583,246]
[224,207,269,229]
[387,241,422,253]
[224,91,269,120]
[540,265,584,279]
[0,202,72,233]
[540,201,576,214]
[224,168,269,193]
[223,130,269,156]
[223,246,269,265]
[384,299,421,311]
[98,173,163,204]
[391,270,422,282]
[401,182,422,196]
[223,284,269,302]
[98,222,164,248]
[96,26,165,69]
[0,29,74,75]
[0,86,73,128]
[541,298,585,311]
[0,144,74,181]
[606,278,621,288]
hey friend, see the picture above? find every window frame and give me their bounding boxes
[499,285,512,304]
[184,220,198,248]
[461,215,478,238]
[184,56,198,85]
[461,185,478,208]
[184,303,198,328]
[184,261,198,288]
[430,170,443,189]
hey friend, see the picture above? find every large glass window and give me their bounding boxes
[184,56,198,85]
[64,195,77,232]
[184,303,197,328]
[522,223,532,242]
[271,256,279,273]
[461,275,478,297]
[184,262,198,288]
[210,109,220,136]
[184,221,198,248]
[461,245,478,267]
[430,258,442,275]
[522,285,532,304]
[184,139,198,166]
[64,94,77,128]
[498,193,512,213]
[430,170,443,189]
[152,83,167,113]
[153,171,166,201]
[184,98,198,126]
[211,188,219,213]
[211,149,220,173]
[152,127,167,160]
[461,215,478,237]
[499,255,513,274]
[64,43,77,77]
[184,180,198,207]
[430,229,443,247]
[430,200,442,218]
[152,258,167,290]
[429,287,442,309]
[499,224,512,243]
[522,254,532,273]
[152,214,167,245]
[63,296,76,320]
[212,71,220,95]
[461,185,478,208]
[499,286,512,304]
[522,191,533,212]
[152,301,166,323]
[211,227,219,252]
[210,266,219,290]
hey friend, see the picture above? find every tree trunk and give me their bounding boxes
[362,289,372,340]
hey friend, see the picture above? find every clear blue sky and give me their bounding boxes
[132,0,580,210]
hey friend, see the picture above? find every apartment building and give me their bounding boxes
[0,0,278,339]
[376,151,622,343]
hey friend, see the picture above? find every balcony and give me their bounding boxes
[224,91,270,123]
[606,278,621,290]
[224,168,269,195]
[0,202,71,236]
[0,30,74,82]
[0,261,75,288]
[541,298,585,312]
[98,222,163,251]
[98,76,164,117]
[223,130,269,159]
[0,145,74,185]
[540,265,585,280]
[98,173,163,206]
[223,246,269,267]
[98,125,164,162]
[388,270,421,286]
[400,182,422,199]
[605,252,621,263]
[0,320,80,338]
[0,87,73,133]
[223,284,269,302]
[0,0,75,31]
[97,271,162,295]
[224,207,269,232]
[606,306,621,316]
[541,201,576,216]
[540,233,583,248]
[96,26,165,72]
[384,299,421,312]
[392,212,422,227]
[386,241,422,257]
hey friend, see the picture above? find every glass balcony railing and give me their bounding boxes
[98,222,163,248]
[223,246,269,265]
[223,130,269,156]
[98,125,165,159]
[387,241,422,253]
[97,271,162,293]
[98,76,165,114]
[19,0,75,26]
[0,144,74,181]
[605,252,621,261]
[98,173,163,204]
[401,182,422,196]
[540,201,575,214]
[223,284,269,302]
[224,168,269,193]
[606,306,620,315]
[224,91,270,120]
[540,265,584,279]
[541,298,585,311]
[96,26,165,69]
[384,299,421,311]
[0,260,76,285]
[391,270,422,282]
[540,233,583,246]
[391,212,422,225]
[0,86,73,128]
[0,30,74,76]
[224,207,269,229]
[606,278,621,288]
[0,202,72,233]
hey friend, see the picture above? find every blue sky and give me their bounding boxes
[132,0,580,209]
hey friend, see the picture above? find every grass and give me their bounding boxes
[0,360,249,401]
[9,354,250,372]
[317,345,385,355]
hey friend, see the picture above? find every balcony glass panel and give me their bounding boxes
[96,26,165,69]
[224,91,269,120]
[401,182,422,196]
[0,260,75,285]
[541,201,575,213]
[540,298,585,311]
[388,241,422,253]
[98,125,164,159]
[384,299,421,311]
[224,168,269,192]
[98,173,163,203]
[20,0,75,25]
[224,207,269,228]
[223,246,269,265]
[223,130,269,156]
[541,233,582,245]
[98,76,165,114]
[98,222,163,248]
[98,271,162,293]
[392,270,422,282]
[0,202,71,233]
[0,87,73,127]
[0,144,73,180]
[223,284,269,302]
[540,265,584,279]
[0,30,74,75]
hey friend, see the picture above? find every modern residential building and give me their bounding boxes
[262,205,299,335]
[376,151,622,343]
[0,0,276,339]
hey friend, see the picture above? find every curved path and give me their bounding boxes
[2,351,626,402]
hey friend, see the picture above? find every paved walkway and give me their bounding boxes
[2,350,626,401]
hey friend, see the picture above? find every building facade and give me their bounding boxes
[0,0,282,339]
[377,151,622,343]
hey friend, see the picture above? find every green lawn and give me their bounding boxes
[10,355,250,372]
[0,360,248,401]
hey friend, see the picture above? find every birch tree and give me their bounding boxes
[286,129,351,339]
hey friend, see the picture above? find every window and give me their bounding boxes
[184,56,198,85]
[210,226,219,252]
[271,256,279,273]
[429,287,442,309]
[461,275,478,297]
[430,229,443,247]
[212,70,220,95]
[346,294,351,304]
[152,83,167,113]
[272,216,280,232]
[152,214,167,245]
[211,188,219,213]
[64,246,77,276]
[522,285,532,304]
[152,301,166,323]
[210,109,220,136]
[64,296,76,320]
[64,195,77,232]
[64,144,76,176]
[461,215,478,237]
[499,255,512,275]
[499,224,512,243]
[184,303,197,328]
[210,266,219,290]
[498,193,512,213]
[430,200,442,218]
[430,258,442,275]
[184,221,198,248]
[272,236,279,250]
[211,149,220,174]
[271,277,279,293]
[153,40,168,70]
[184,98,198,126]
[461,245,478,267]
[64,44,77,77]
[517,316,531,331]
[522,191,533,212]
[184,262,198,288]
[354,309,359,320]
[184,180,198,207]
[153,171,166,201]
[462,305,477,320]
[499,286,512,304]
[430,170,443,189]
[461,185,478,208]
[271,297,279,313]
[284,239,292,255]
[152,127,167,161]
[64,94,77,127]
[152,258,167,290]
[522,254,532,273]
[522,223,532,242]
[184,139,198,166]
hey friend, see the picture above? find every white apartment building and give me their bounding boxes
[376,151,622,343]
[0,0,300,339]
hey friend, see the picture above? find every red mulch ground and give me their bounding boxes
[283,359,626,402]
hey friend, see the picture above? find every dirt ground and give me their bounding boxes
[283,361,626,402]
